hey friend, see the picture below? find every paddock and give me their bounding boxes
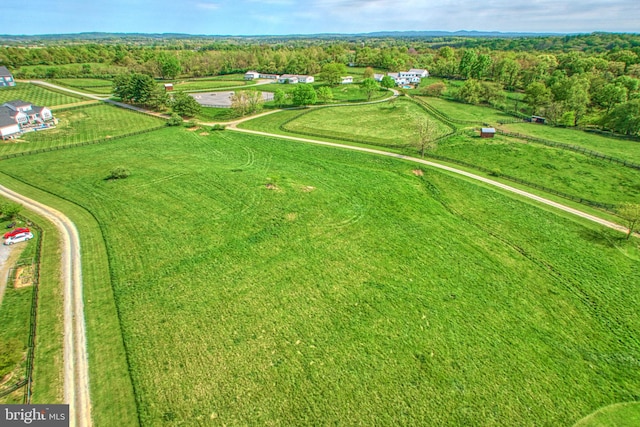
[189,91,274,108]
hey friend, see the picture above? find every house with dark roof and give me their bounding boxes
[0,100,55,139]
[0,66,16,87]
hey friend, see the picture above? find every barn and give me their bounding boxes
[480,127,496,138]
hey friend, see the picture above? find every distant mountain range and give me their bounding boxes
[0,30,574,41]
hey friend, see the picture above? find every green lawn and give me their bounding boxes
[417,96,516,125]
[0,217,36,403]
[434,133,640,206]
[0,104,165,157]
[1,127,638,425]
[172,79,252,92]
[282,98,450,148]
[502,122,640,164]
[0,83,84,107]
[575,402,640,427]
[51,78,113,95]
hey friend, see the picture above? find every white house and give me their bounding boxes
[259,73,280,80]
[341,76,353,84]
[278,74,299,84]
[297,75,314,83]
[398,69,429,83]
[244,71,261,80]
[373,73,385,82]
[0,100,55,140]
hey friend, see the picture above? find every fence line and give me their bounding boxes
[0,125,166,161]
[497,130,640,171]
[424,151,617,212]
[0,216,43,402]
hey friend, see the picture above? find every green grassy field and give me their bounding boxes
[575,402,640,427]
[417,96,516,125]
[51,78,113,95]
[0,217,36,403]
[434,133,640,206]
[172,79,252,92]
[0,208,64,406]
[502,122,640,164]
[281,98,450,148]
[0,104,165,157]
[0,83,84,107]
[1,127,638,425]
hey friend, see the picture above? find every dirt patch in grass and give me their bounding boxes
[302,186,316,192]
[412,169,424,176]
[199,132,210,136]
[186,127,201,132]
[265,183,278,190]
[13,265,34,289]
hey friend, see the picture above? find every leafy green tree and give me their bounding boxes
[363,67,374,79]
[524,81,551,115]
[113,73,134,102]
[565,78,591,126]
[380,75,396,89]
[320,62,347,86]
[0,202,21,220]
[458,49,477,79]
[471,54,492,79]
[292,84,317,107]
[167,113,183,126]
[457,79,482,104]
[172,91,201,117]
[594,83,628,113]
[273,89,287,107]
[317,86,333,103]
[415,118,437,158]
[360,78,379,101]
[617,203,640,239]
[421,82,446,97]
[602,99,640,135]
[157,52,181,79]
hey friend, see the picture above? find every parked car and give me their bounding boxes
[4,227,30,239]
[4,232,34,245]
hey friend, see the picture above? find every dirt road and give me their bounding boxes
[0,185,92,427]
[230,127,633,236]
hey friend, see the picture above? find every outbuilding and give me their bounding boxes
[480,127,496,138]
[164,83,174,91]
[0,66,16,87]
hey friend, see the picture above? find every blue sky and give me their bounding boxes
[1,0,639,35]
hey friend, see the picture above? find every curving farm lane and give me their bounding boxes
[0,185,92,427]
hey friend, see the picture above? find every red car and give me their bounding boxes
[4,227,30,239]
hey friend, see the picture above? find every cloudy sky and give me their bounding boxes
[1,0,638,35]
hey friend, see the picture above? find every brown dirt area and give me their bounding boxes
[13,265,34,289]
[412,169,424,176]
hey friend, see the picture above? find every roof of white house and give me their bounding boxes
[4,100,31,108]
[164,83,173,87]
[0,66,12,77]
[481,128,496,133]
[245,70,260,74]
[408,68,428,73]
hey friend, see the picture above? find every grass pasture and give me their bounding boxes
[172,78,252,92]
[501,122,640,164]
[51,78,113,95]
[417,96,516,125]
[0,83,84,107]
[434,133,640,207]
[0,104,165,157]
[1,128,638,425]
[282,98,450,148]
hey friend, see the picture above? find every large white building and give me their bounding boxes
[0,100,54,140]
